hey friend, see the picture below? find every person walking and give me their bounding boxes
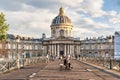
[46,54,49,63]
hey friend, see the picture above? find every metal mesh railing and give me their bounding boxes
[80,57,120,71]
[0,57,46,73]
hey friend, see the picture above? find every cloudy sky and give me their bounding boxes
[0,0,120,39]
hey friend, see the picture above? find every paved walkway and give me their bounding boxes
[30,60,120,80]
[0,60,120,80]
[0,62,47,80]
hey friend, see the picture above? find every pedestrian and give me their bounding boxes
[78,55,80,60]
[46,54,49,63]
[63,56,71,69]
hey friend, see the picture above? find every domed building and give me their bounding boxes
[0,7,117,62]
[51,7,73,38]
[42,7,80,58]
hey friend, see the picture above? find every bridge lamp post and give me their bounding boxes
[81,47,84,61]
[109,55,113,69]
[41,46,44,57]
[16,38,20,69]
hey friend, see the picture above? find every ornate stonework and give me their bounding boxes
[50,7,73,38]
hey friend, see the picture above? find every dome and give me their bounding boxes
[51,7,72,26]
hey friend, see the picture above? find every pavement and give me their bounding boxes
[0,60,120,80]
[30,60,120,80]
[81,60,120,79]
[0,62,47,80]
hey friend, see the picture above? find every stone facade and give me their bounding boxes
[0,34,42,60]
[0,7,118,59]
[80,36,114,58]
[42,7,80,58]
[51,7,73,38]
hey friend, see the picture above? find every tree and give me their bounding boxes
[0,12,9,42]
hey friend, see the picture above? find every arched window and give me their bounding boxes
[52,30,56,34]
[60,29,64,36]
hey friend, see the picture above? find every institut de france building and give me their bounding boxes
[42,7,80,58]
[0,7,120,60]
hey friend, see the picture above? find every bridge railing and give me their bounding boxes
[80,57,120,71]
[0,57,46,73]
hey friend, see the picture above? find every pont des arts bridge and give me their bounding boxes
[0,56,120,80]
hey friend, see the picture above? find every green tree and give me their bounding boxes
[0,12,9,42]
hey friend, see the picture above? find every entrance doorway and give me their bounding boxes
[60,51,64,56]
[59,44,64,57]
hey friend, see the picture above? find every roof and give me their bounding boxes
[51,7,72,26]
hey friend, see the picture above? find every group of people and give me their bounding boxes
[46,54,57,63]
[46,54,72,70]
[61,55,73,70]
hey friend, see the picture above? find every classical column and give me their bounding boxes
[79,45,80,55]
[53,44,54,55]
[54,44,56,56]
[52,44,53,55]
[64,44,66,56]
[48,45,50,55]
[65,44,68,55]
[50,44,52,55]
[71,45,74,57]
[75,45,78,55]
[55,44,57,56]
[67,44,68,55]
[68,44,70,55]
[57,44,59,57]
[69,44,71,55]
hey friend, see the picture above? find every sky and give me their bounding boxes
[0,0,120,39]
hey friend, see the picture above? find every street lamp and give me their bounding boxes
[109,55,113,69]
[41,46,44,57]
[81,47,84,61]
[16,38,20,69]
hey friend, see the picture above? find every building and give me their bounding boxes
[80,36,114,59]
[41,7,118,59]
[114,31,120,59]
[0,7,120,60]
[42,7,80,58]
[0,34,42,60]
[0,41,8,59]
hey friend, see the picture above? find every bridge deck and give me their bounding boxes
[0,60,120,80]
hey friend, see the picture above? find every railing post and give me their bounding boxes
[109,58,112,69]
[119,59,120,71]
[103,57,105,67]
[8,62,10,70]
[17,58,20,69]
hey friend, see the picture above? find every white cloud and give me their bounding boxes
[109,17,120,24]
[76,17,110,29]
[1,4,57,38]
[106,11,120,24]
[60,0,83,7]
[61,0,105,17]
[62,0,120,24]
[0,0,120,39]
[79,0,105,17]
[73,27,96,37]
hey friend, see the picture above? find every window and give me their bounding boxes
[52,30,56,34]
[60,29,64,36]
